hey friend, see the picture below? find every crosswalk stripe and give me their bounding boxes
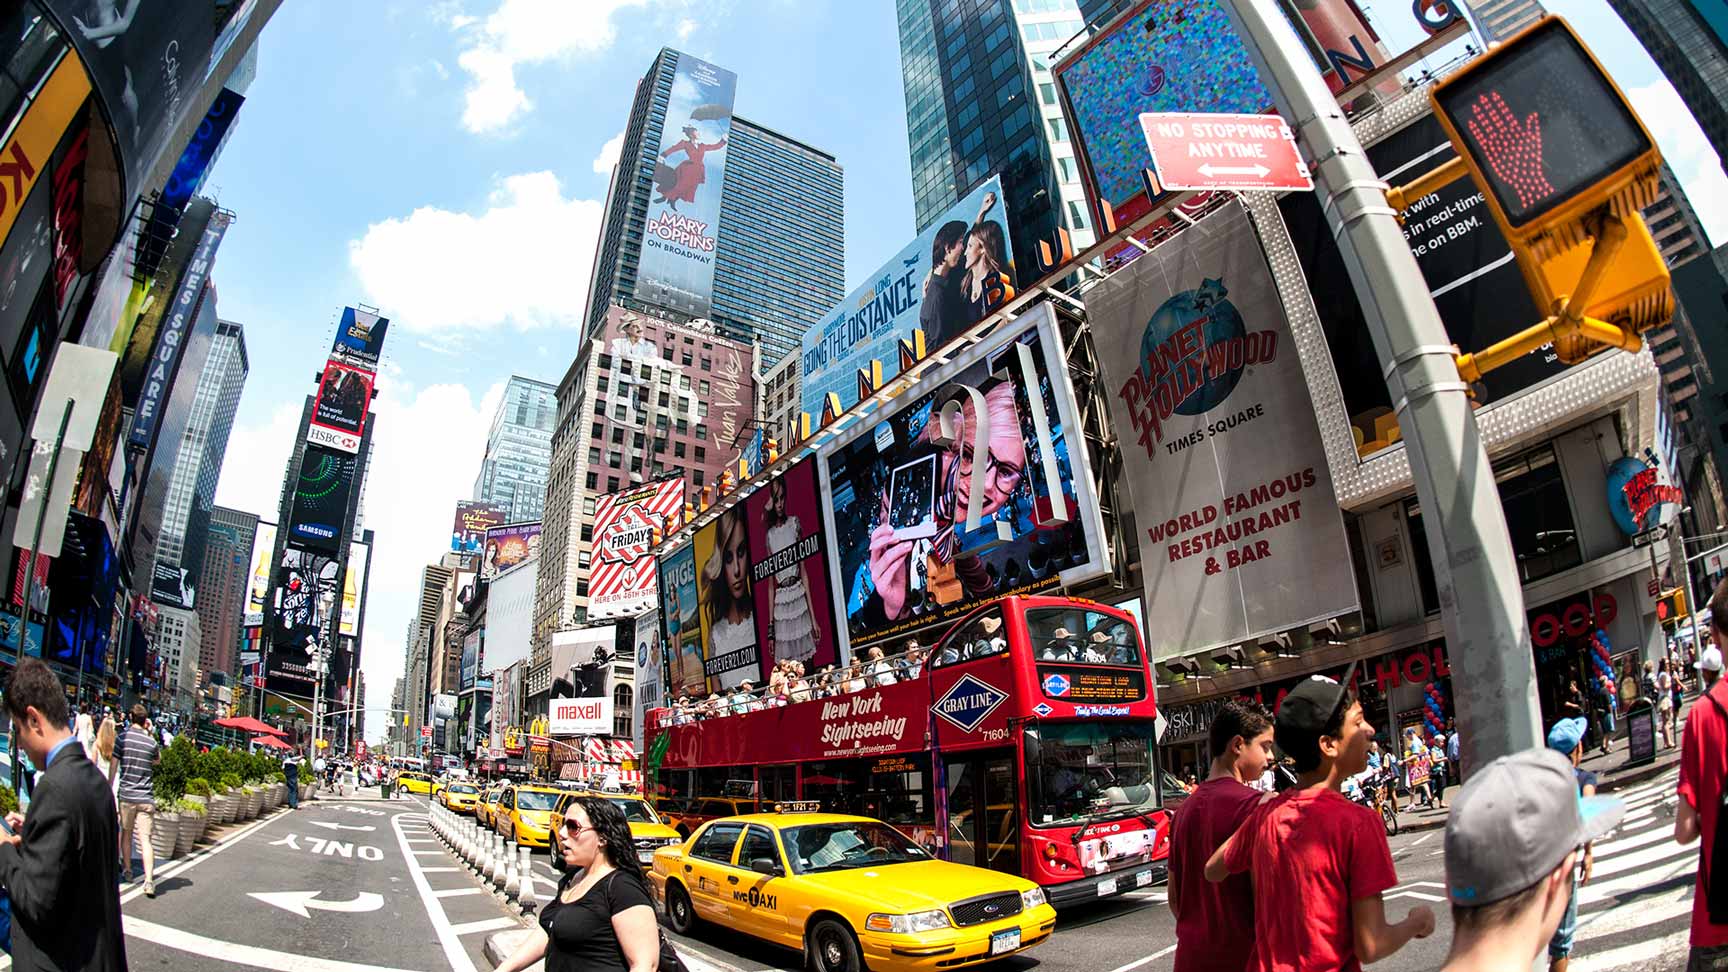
[1579,850,1694,907]
[1587,837,1695,882]
[450,917,518,936]
[1574,887,1692,944]
[1597,821,1683,855]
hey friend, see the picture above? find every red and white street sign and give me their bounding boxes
[420,725,433,738]
[1139,112,1313,193]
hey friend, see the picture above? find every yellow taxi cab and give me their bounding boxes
[651,808,1055,972]
[395,771,434,796]
[654,795,760,839]
[550,791,683,866]
[477,785,506,828]
[494,783,565,847]
[441,781,481,814]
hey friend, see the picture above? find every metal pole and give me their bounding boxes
[1220,3,1542,767]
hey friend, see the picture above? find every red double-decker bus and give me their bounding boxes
[646,595,1170,907]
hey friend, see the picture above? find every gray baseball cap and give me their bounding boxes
[1444,748,1624,906]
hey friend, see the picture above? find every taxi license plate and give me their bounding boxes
[1136,869,1153,888]
[638,850,656,864]
[990,929,1021,955]
[1097,877,1118,897]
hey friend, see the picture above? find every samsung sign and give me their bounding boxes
[129,213,230,449]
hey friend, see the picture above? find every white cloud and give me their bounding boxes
[1627,81,1728,247]
[214,401,303,519]
[675,17,697,41]
[348,171,603,332]
[430,59,450,81]
[454,0,652,133]
[593,130,625,175]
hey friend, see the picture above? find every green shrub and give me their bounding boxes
[179,797,206,815]
[219,772,243,792]
[298,763,313,784]
[185,777,213,798]
[0,784,16,815]
[153,735,198,803]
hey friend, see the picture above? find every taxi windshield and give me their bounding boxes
[516,791,560,811]
[781,821,930,874]
[607,799,659,823]
[1024,722,1158,826]
[451,784,478,795]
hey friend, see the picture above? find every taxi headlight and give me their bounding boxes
[865,909,952,934]
[1021,887,1047,910]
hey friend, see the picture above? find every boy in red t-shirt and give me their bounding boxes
[1206,675,1434,971]
[1677,577,1728,971]
[1168,701,1276,972]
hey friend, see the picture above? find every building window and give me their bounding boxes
[698,380,710,396]
[700,357,711,371]
[1047,117,1068,142]
[585,471,598,489]
[610,428,624,444]
[695,446,706,462]
[613,685,633,736]
[588,447,601,464]
[580,524,592,541]
[607,476,620,492]
[591,422,603,438]
[681,351,693,365]
[1058,156,1077,182]
[674,442,686,458]
[1067,200,1089,231]
[1039,81,1057,105]
[607,450,622,466]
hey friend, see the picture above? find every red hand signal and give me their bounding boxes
[1465,91,1555,210]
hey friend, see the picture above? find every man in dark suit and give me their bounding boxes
[0,658,126,970]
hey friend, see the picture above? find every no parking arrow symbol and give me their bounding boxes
[249,891,385,918]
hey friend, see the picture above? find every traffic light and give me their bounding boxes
[1388,16,1673,382]
[1656,587,1688,624]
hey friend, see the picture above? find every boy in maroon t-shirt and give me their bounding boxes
[1206,675,1434,972]
[1168,701,1276,972]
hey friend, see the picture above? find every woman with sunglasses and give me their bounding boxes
[496,796,662,972]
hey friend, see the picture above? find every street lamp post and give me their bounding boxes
[1219,3,1543,766]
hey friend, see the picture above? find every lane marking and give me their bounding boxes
[1102,943,1177,972]
[124,917,419,972]
[121,809,288,905]
[433,888,485,899]
[450,917,518,936]
[1570,929,1689,972]
[390,811,479,972]
[421,867,461,873]
[1411,834,1433,846]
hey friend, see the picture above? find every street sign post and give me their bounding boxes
[1139,111,1313,192]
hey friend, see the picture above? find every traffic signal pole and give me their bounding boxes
[1220,2,1543,767]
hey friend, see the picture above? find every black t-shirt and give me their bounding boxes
[539,869,655,972]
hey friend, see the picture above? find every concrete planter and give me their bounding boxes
[184,796,210,844]
[242,788,261,819]
[151,811,180,860]
[174,811,198,856]
[212,792,236,824]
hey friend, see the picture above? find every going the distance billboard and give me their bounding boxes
[452,501,508,554]
[287,445,358,552]
[823,305,1108,648]
[482,522,542,580]
[636,53,737,319]
[243,522,276,627]
[306,360,373,454]
[800,177,1012,422]
[340,539,369,638]
[589,479,685,620]
[1087,200,1358,659]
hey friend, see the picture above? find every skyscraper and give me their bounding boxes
[196,505,260,680]
[473,376,556,523]
[585,47,845,367]
[150,318,249,610]
[897,0,1081,278]
[1607,0,1728,181]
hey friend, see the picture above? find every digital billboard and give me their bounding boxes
[266,546,339,696]
[339,539,369,638]
[822,305,1109,648]
[657,544,705,700]
[1087,200,1358,659]
[452,501,508,554]
[243,521,276,627]
[330,306,390,372]
[635,53,737,319]
[460,627,482,692]
[800,177,1011,422]
[160,87,245,214]
[589,479,685,620]
[305,360,373,454]
[287,445,358,552]
[482,522,542,580]
[743,457,839,674]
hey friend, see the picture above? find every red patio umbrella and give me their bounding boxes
[214,715,287,736]
[250,734,292,750]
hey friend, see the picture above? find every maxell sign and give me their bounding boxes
[547,696,613,737]
[129,212,229,450]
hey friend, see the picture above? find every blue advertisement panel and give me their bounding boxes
[160,87,245,213]
[330,306,390,372]
[636,53,737,319]
[799,176,1011,422]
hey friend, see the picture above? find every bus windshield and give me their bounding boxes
[1024,722,1159,826]
[782,821,932,874]
[1024,607,1141,665]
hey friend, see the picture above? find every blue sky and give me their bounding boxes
[205,1,1726,744]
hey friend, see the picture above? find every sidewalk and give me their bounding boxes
[1388,695,1692,835]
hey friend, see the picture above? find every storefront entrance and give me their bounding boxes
[943,750,1019,876]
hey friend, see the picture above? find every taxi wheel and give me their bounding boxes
[807,919,862,972]
[666,883,698,935]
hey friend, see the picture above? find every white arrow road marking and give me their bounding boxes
[248,891,385,918]
[1197,163,1271,178]
[309,821,376,832]
[1384,880,1446,902]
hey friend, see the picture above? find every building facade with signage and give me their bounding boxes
[473,375,556,523]
[197,505,260,682]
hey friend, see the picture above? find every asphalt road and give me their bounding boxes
[84,775,1691,972]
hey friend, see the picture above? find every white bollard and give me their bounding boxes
[518,863,538,915]
[504,856,520,899]
[493,836,507,888]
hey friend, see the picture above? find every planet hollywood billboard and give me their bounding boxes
[1087,200,1358,660]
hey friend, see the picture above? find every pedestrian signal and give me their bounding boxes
[1655,588,1687,623]
[1431,16,1658,242]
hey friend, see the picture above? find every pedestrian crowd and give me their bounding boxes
[663,639,934,723]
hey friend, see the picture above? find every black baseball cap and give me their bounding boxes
[1275,674,1350,761]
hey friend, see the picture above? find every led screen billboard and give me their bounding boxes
[243,521,276,627]
[266,546,339,696]
[452,501,508,554]
[330,306,390,372]
[287,445,358,552]
[160,87,245,214]
[800,176,1011,422]
[589,479,685,620]
[822,305,1108,648]
[635,53,737,319]
[482,522,541,580]
[306,360,373,454]
[339,539,369,638]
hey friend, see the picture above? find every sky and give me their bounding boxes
[204,0,1728,745]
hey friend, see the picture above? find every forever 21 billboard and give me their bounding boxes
[287,445,357,553]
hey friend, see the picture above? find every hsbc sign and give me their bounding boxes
[548,696,614,736]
